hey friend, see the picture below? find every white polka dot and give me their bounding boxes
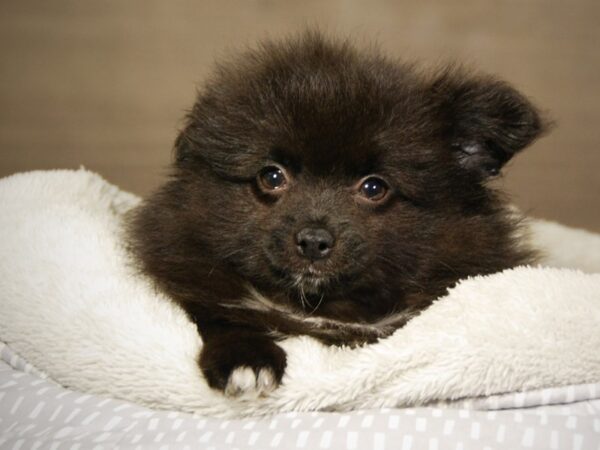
[374,433,385,450]
[388,415,400,429]
[443,420,455,436]
[96,398,111,407]
[319,431,332,448]
[566,416,577,430]
[104,416,122,431]
[296,431,309,448]
[28,402,45,419]
[64,408,81,424]
[176,431,187,442]
[415,417,427,432]
[337,416,350,428]
[113,404,131,412]
[270,432,283,447]
[496,425,506,443]
[36,387,50,396]
[243,420,256,430]
[431,408,443,417]
[470,422,480,440]
[428,438,438,450]
[248,431,260,445]
[312,418,324,428]
[18,424,35,436]
[54,426,74,439]
[401,435,413,450]
[80,411,103,428]
[10,396,23,415]
[199,431,213,443]
[94,432,111,443]
[521,428,535,447]
[347,432,358,449]
[74,394,91,404]
[49,405,63,422]
[361,415,374,428]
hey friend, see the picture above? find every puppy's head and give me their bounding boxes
[169,32,547,303]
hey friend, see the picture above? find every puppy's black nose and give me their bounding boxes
[295,228,334,260]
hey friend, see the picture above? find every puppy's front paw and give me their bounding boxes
[199,335,286,398]
[224,366,278,397]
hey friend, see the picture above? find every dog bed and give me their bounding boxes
[0,170,599,423]
[2,342,599,449]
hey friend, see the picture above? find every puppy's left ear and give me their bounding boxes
[430,69,549,178]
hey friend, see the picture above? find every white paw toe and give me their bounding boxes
[224,366,277,398]
[257,367,276,392]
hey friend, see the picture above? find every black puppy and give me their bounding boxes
[128,31,547,397]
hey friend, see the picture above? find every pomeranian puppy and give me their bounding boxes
[128,31,547,397]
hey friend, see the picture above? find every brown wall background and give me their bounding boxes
[1,0,598,231]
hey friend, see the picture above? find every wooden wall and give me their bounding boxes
[1,0,598,230]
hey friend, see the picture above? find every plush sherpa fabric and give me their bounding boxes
[0,169,599,418]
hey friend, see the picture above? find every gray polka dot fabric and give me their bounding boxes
[1,343,599,449]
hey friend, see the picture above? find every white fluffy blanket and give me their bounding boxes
[1,169,599,418]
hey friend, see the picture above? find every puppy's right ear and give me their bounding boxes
[429,68,549,178]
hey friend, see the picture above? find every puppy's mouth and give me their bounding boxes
[266,260,334,295]
[292,266,331,295]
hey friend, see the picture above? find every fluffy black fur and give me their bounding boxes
[128,31,548,394]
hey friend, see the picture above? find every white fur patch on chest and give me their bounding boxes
[220,285,417,340]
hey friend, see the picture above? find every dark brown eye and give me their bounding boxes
[358,177,388,201]
[259,166,287,191]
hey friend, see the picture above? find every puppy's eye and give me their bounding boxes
[259,166,287,191]
[358,177,388,201]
